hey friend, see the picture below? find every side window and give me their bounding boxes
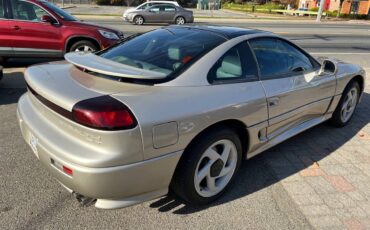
[149,6,161,13]
[249,38,314,80]
[277,39,314,72]
[11,0,50,22]
[164,6,176,12]
[208,42,259,84]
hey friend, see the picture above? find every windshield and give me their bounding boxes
[42,1,77,21]
[99,28,226,83]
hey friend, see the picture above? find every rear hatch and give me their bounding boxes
[25,58,153,112]
[22,53,163,167]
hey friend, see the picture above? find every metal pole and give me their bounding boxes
[316,0,325,22]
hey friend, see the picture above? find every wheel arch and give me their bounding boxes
[184,119,249,158]
[351,75,365,97]
[175,15,186,23]
[133,15,145,22]
[65,36,101,53]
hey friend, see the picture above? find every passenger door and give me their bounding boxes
[161,5,176,22]
[208,42,268,153]
[0,0,13,57]
[145,5,161,23]
[249,37,336,139]
[8,0,63,57]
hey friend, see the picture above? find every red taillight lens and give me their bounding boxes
[72,96,137,130]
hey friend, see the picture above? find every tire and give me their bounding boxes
[170,127,242,205]
[175,16,185,25]
[0,67,3,82]
[329,81,360,127]
[134,16,144,25]
[0,57,7,65]
[69,40,98,53]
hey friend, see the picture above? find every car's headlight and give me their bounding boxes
[99,30,119,40]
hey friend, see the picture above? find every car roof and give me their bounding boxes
[168,25,269,39]
[144,1,179,4]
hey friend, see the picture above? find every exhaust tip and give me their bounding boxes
[72,192,96,207]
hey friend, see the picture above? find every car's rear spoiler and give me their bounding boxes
[64,52,167,80]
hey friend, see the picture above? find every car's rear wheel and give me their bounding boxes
[175,16,185,25]
[170,127,242,205]
[134,16,144,25]
[69,40,98,53]
[330,81,360,127]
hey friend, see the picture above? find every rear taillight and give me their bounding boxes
[72,96,137,130]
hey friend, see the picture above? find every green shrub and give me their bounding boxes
[96,0,110,5]
[310,7,319,12]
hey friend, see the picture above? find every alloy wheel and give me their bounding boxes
[340,87,358,123]
[194,139,238,197]
[74,45,95,52]
[176,17,185,25]
[135,16,144,25]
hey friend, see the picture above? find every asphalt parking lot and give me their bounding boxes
[1,19,370,229]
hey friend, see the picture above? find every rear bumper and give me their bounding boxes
[17,94,183,208]
[187,16,194,23]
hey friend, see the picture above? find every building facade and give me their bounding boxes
[298,0,370,14]
[341,0,370,15]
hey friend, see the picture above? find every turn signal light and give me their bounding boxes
[72,96,137,130]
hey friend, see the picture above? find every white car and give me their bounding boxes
[123,1,180,21]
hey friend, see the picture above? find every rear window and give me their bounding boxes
[42,1,77,21]
[99,28,226,83]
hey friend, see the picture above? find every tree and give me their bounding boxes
[337,0,345,17]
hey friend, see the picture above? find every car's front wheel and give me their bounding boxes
[330,81,360,127]
[175,16,185,25]
[134,16,144,25]
[70,40,98,53]
[171,127,242,205]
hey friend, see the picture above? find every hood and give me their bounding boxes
[67,20,122,34]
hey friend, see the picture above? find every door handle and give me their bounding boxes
[268,97,280,107]
[13,25,21,31]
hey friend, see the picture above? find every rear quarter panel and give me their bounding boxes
[113,82,268,160]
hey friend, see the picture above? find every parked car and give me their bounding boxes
[0,65,3,82]
[0,0,124,63]
[18,26,366,209]
[125,4,193,25]
[297,7,309,16]
[123,0,180,21]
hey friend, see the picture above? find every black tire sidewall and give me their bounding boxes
[171,127,242,205]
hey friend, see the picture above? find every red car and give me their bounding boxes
[0,0,123,63]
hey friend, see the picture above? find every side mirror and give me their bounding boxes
[319,59,337,76]
[41,15,56,24]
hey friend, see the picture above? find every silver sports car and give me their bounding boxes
[18,26,366,209]
[125,4,194,25]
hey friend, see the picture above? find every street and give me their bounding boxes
[1,19,370,229]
